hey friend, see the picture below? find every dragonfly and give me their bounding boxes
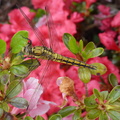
[15,4,97,116]
[17,6,96,70]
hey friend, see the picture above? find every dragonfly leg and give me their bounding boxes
[20,35,32,46]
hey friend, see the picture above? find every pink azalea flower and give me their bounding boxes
[99,30,120,51]
[62,114,73,120]
[94,5,112,31]
[85,0,97,8]
[32,0,76,37]
[97,5,110,15]
[8,7,35,33]
[70,12,84,23]
[99,18,112,31]
[28,62,65,115]
[11,77,56,118]
[111,11,120,27]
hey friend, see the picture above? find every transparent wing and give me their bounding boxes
[16,4,48,47]
[27,60,51,112]
[45,5,62,53]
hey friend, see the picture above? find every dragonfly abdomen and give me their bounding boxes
[52,53,96,69]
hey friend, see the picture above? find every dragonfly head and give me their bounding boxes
[22,43,32,56]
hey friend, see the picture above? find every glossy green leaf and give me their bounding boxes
[11,53,24,66]
[6,80,23,98]
[34,8,46,22]
[0,70,10,85]
[0,39,6,54]
[81,51,87,61]
[35,116,45,120]
[84,42,96,53]
[0,108,3,117]
[63,33,79,54]
[87,109,101,119]
[21,59,40,71]
[24,116,34,120]
[108,110,120,120]
[2,102,10,112]
[73,109,81,120]
[10,30,28,53]
[78,40,83,53]
[9,97,28,108]
[78,67,91,83]
[0,82,4,92]
[58,106,76,117]
[49,114,62,120]
[63,33,70,49]
[107,85,120,103]
[108,73,118,87]
[84,95,97,108]
[87,47,104,59]
[93,89,101,100]
[10,64,29,77]
[107,99,120,112]
[89,63,107,75]
[100,91,108,101]
[99,112,108,120]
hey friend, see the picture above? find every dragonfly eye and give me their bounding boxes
[22,44,32,56]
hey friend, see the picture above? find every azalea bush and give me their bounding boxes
[0,0,120,120]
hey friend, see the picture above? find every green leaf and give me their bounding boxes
[109,101,120,111]
[10,64,29,77]
[78,40,83,53]
[10,30,28,53]
[108,110,120,120]
[84,95,97,108]
[0,108,3,117]
[78,67,91,83]
[24,116,34,120]
[0,70,10,85]
[58,106,76,117]
[73,109,81,120]
[87,47,104,59]
[99,112,108,120]
[100,91,108,101]
[93,89,101,100]
[84,42,96,53]
[87,109,101,119]
[89,63,107,76]
[34,8,46,22]
[108,73,118,87]
[49,114,62,120]
[11,53,24,66]
[107,85,120,103]
[35,116,45,120]
[9,97,28,108]
[6,80,23,98]
[21,59,40,71]
[1,102,10,112]
[0,39,6,54]
[63,33,79,54]
[81,51,87,60]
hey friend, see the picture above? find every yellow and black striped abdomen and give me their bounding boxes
[51,53,96,69]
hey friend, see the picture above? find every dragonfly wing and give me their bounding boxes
[16,4,48,47]
[27,59,51,112]
[45,6,62,53]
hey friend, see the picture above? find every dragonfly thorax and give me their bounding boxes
[31,46,54,60]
